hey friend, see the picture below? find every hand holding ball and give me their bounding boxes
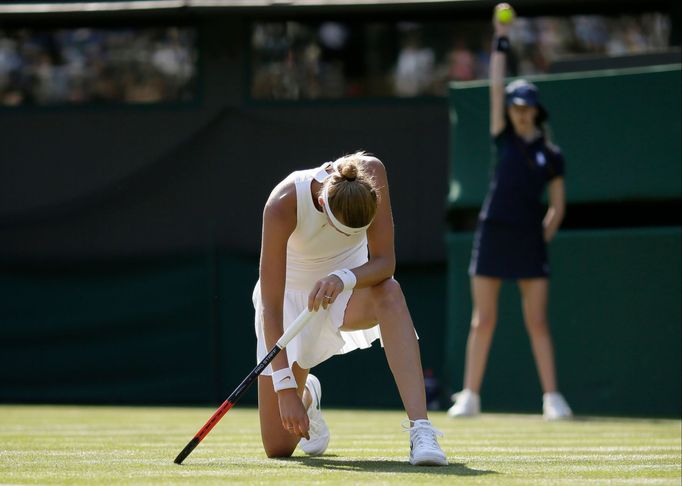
[495,3,515,24]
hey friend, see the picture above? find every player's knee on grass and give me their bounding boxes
[263,440,297,458]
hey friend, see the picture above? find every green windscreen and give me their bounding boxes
[448,65,682,208]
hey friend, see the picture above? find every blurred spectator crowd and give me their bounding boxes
[251,13,673,99]
[0,27,196,106]
[0,14,672,105]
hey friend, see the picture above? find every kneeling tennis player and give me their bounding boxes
[253,151,447,466]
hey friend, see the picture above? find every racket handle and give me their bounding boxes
[276,309,315,349]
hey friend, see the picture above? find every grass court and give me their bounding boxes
[1,405,679,485]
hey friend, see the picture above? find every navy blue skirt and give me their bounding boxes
[468,220,549,279]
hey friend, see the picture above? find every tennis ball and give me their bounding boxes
[496,3,515,24]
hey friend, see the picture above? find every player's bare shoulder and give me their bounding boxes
[362,158,388,192]
[264,177,297,224]
[359,154,387,182]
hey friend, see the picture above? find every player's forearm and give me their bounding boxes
[350,254,396,289]
[261,307,290,370]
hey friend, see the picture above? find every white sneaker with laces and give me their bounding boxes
[447,389,480,418]
[404,419,448,466]
[298,374,330,455]
[543,392,573,421]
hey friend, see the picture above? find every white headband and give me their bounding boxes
[321,184,373,236]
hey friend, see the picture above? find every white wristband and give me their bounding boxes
[330,268,357,291]
[272,367,297,392]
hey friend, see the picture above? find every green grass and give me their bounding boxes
[0,405,680,485]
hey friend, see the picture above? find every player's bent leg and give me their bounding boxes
[342,278,426,419]
[339,284,379,330]
[257,365,309,458]
[342,278,447,466]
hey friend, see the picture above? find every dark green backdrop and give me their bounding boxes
[0,257,446,409]
[444,228,681,417]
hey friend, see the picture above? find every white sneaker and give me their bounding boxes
[298,374,330,455]
[447,389,480,417]
[404,419,448,466]
[543,392,573,420]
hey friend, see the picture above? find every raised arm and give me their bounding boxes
[490,4,514,136]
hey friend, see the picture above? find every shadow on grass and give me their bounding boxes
[285,455,496,476]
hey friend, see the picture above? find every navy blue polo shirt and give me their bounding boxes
[480,126,565,227]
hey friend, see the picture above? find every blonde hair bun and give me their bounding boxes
[340,162,358,182]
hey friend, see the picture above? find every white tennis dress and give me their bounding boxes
[253,162,383,374]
